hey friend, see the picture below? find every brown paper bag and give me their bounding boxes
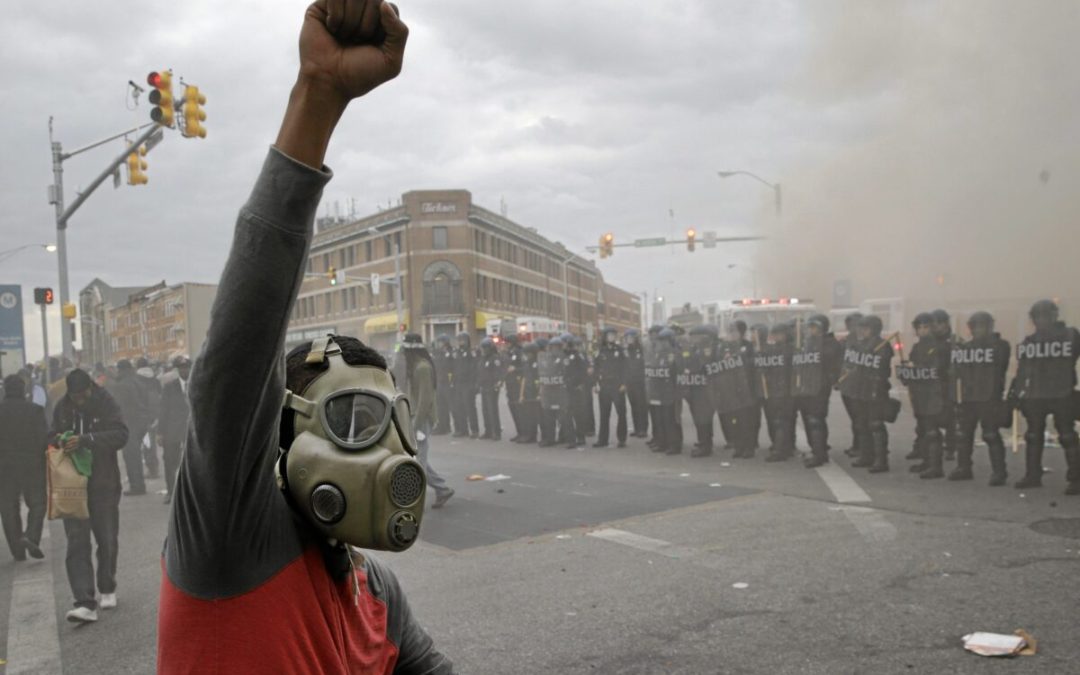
[46,446,89,520]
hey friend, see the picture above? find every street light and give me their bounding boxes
[0,243,57,263]
[717,170,782,217]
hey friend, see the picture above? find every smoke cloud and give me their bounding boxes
[759,1,1080,342]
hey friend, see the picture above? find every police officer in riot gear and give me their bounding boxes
[683,326,717,457]
[563,335,590,449]
[593,327,628,448]
[450,332,479,438]
[645,325,665,450]
[841,312,864,458]
[502,334,525,442]
[624,329,649,438]
[899,313,949,479]
[647,328,682,454]
[1009,300,1080,494]
[431,334,455,435]
[710,323,759,459]
[538,337,567,447]
[794,315,843,468]
[840,314,895,473]
[757,323,795,462]
[949,312,1010,484]
[516,341,542,444]
[477,338,502,440]
[930,309,958,461]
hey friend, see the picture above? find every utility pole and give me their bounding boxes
[48,118,163,363]
[39,304,49,367]
[393,238,404,341]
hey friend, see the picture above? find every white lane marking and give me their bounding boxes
[6,521,62,674]
[830,505,898,543]
[815,462,872,504]
[587,528,692,559]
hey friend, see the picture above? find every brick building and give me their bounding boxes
[288,190,641,351]
[105,282,217,364]
[79,278,146,366]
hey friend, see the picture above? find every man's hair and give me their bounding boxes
[66,368,94,394]
[280,335,387,447]
[4,374,25,399]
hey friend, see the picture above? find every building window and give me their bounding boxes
[433,226,448,250]
[423,261,463,315]
[384,236,392,258]
[366,240,373,262]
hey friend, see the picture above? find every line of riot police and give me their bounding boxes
[427,297,1080,497]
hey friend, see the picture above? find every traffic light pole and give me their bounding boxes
[39,303,49,367]
[48,119,162,363]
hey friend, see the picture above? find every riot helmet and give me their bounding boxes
[1029,299,1059,329]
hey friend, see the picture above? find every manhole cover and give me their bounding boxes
[1029,518,1080,540]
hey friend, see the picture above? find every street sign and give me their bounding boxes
[633,237,667,248]
[0,285,26,376]
[703,231,717,248]
[371,272,380,296]
[144,127,165,153]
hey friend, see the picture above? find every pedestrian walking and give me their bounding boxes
[398,333,455,508]
[158,356,192,504]
[0,375,48,561]
[53,368,129,623]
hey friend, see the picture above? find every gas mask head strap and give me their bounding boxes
[283,336,343,418]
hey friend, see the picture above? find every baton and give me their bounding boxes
[1012,408,1020,454]
[753,329,769,399]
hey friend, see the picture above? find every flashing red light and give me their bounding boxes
[761,298,771,304]
[147,71,162,88]
[779,297,790,305]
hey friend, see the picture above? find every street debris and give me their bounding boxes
[679,473,691,478]
[962,630,1037,657]
[720,462,732,467]
[709,483,723,487]
[555,534,572,540]
[485,474,512,482]
[732,582,749,590]
[466,474,486,481]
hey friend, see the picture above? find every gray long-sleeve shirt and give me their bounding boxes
[158,148,452,675]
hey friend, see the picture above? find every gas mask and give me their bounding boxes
[278,337,426,552]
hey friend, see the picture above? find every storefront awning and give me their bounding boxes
[475,310,510,330]
[365,312,400,335]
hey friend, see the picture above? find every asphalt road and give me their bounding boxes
[2,393,1078,674]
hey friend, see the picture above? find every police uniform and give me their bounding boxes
[477,341,503,440]
[563,339,590,448]
[516,344,541,443]
[431,338,455,435]
[624,331,649,438]
[503,340,525,441]
[451,336,479,438]
[593,331,628,448]
[1009,301,1080,494]
[756,328,795,461]
[949,314,1010,484]
[647,332,682,454]
[792,317,843,467]
[538,341,568,447]
[708,333,758,458]
[682,327,716,456]
[899,328,949,479]
[840,316,895,472]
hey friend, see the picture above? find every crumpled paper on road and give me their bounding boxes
[961,630,1037,657]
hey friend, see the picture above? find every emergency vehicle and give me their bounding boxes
[703,298,819,336]
[486,316,565,343]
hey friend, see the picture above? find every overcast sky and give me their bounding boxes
[2,1,1074,362]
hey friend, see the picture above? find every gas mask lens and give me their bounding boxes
[320,390,418,454]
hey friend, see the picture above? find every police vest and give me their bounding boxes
[950,336,1009,403]
[707,343,756,413]
[1015,325,1080,400]
[839,339,892,402]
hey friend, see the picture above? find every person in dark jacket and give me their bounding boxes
[53,368,129,623]
[0,375,49,561]
[502,335,525,441]
[431,334,455,435]
[450,332,479,438]
[477,338,502,440]
[516,342,542,443]
[135,357,162,479]
[158,356,192,504]
[108,360,150,496]
[593,327,628,448]
[1009,299,1080,494]
[900,313,950,479]
[563,335,590,449]
[399,334,454,508]
[794,315,843,468]
[841,315,895,473]
[757,324,795,462]
[623,329,649,438]
[949,312,1010,484]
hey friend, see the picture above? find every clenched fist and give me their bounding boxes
[276,0,409,168]
[300,0,409,104]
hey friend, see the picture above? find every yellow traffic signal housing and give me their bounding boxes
[148,71,175,127]
[127,144,148,185]
[686,228,696,252]
[182,85,207,138]
[598,232,614,258]
[328,265,338,285]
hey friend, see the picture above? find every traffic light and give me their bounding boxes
[599,232,614,259]
[127,144,148,185]
[328,265,337,285]
[33,287,54,305]
[686,228,696,252]
[182,85,207,138]
[148,70,175,127]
